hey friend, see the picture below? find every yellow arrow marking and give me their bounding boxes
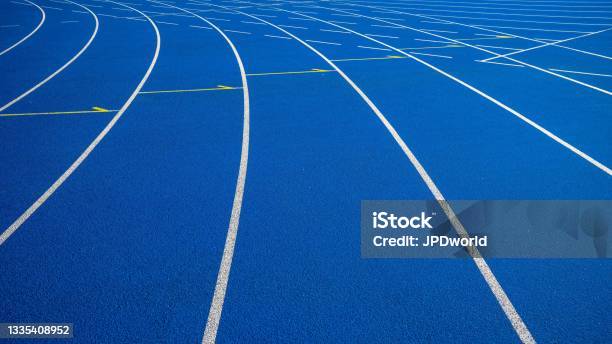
[92,106,110,112]
[138,85,241,94]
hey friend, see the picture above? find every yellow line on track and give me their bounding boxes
[246,68,334,76]
[138,84,240,94]
[332,55,407,62]
[0,107,116,117]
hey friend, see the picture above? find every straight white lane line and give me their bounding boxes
[316,6,612,173]
[325,6,612,95]
[0,0,45,56]
[0,0,160,246]
[365,33,399,38]
[421,28,458,33]
[321,28,351,33]
[225,29,251,34]
[146,2,250,344]
[0,0,98,113]
[478,59,525,67]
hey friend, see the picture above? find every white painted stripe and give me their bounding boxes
[357,45,392,50]
[370,23,403,28]
[146,3,250,344]
[550,68,612,77]
[0,0,45,56]
[156,20,178,25]
[475,44,521,50]
[368,3,612,61]
[478,59,525,67]
[365,33,399,38]
[481,27,612,61]
[241,20,265,24]
[190,24,212,29]
[0,2,160,248]
[0,24,21,28]
[41,5,62,10]
[288,16,316,21]
[264,34,291,39]
[421,20,453,24]
[278,24,307,29]
[224,29,251,34]
[345,5,612,95]
[329,20,358,24]
[0,0,98,113]
[474,24,592,33]
[422,28,458,33]
[205,17,230,21]
[414,38,453,43]
[306,39,342,45]
[320,28,351,33]
[61,20,79,23]
[408,51,453,58]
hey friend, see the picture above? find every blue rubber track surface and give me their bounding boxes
[0,0,610,343]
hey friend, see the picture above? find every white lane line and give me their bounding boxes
[0,0,98,113]
[205,17,231,21]
[288,16,316,21]
[331,12,358,17]
[72,9,87,13]
[359,4,612,60]
[365,1,612,13]
[365,33,399,38]
[421,28,458,33]
[156,20,178,25]
[329,20,358,24]
[408,51,453,58]
[241,20,265,24]
[550,68,612,77]
[279,24,307,29]
[473,24,592,33]
[198,4,539,344]
[320,28,351,33]
[425,13,612,26]
[481,27,612,61]
[264,34,291,39]
[400,44,462,50]
[475,44,521,50]
[224,29,251,34]
[357,45,392,50]
[146,3,250,344]
[0,0,45,56]
[61,20,79,23]
[306,39,342,45]
[421,20,453,24]
[415,38,453,43]
[0,25,21,28]
[475,33,500,37]
[41,5,62,10]
[477,59,525,67]
[0,1,160,247]
[317,6,612,174]
[338,6,612,95]
[365,3,612,20]
[370,23,404,28]
[190,24,212,29]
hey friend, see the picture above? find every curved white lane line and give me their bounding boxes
[0,0,46,56]
[199,2,535,344]
[0,1,161,246]
[144,2,250,343]
[0,0,98,113]
[271,2,612,175]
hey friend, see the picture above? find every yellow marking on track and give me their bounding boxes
[246,68,334,76]
[138,85,242,94]
[0,107,118,117]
